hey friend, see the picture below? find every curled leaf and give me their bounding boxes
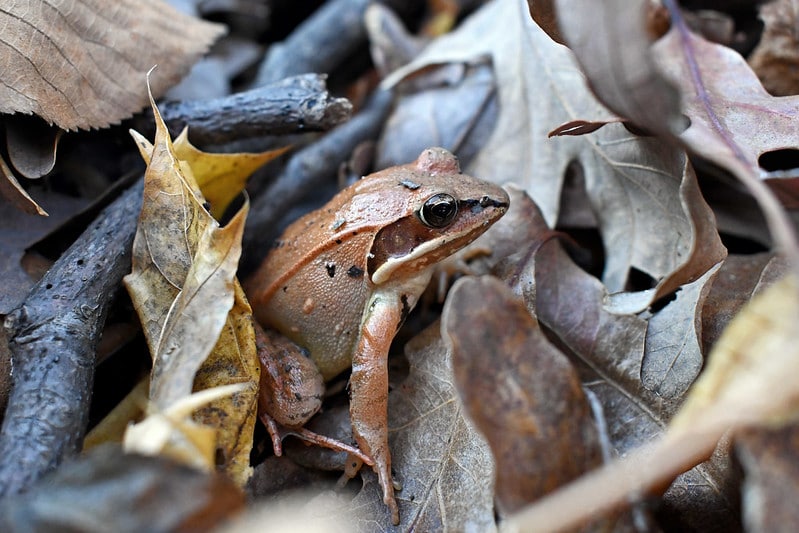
[124,90,260,483]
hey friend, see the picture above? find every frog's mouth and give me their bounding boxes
[368,196,508,285]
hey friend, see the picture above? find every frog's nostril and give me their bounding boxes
[478,195,509,209]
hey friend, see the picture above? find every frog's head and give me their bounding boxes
[364,147,509,285]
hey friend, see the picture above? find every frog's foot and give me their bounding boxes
[259,411,285,456]
[259,412,372,465]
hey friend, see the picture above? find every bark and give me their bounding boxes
[0,181,143,497]
[158,74,352,145]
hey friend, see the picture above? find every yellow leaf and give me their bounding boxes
[173,128,289,218]
[192,283,260,485]
[123,88,260,484]
[129,127,288,219]
[124,384,249,471]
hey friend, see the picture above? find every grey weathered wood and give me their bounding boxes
[0,181,143,497]
[159,74,352,145]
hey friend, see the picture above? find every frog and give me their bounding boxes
[245,147,509,524]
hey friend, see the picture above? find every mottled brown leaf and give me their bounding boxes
[442,276,601,515]
[0,0,224,130]
[192,283,260,486]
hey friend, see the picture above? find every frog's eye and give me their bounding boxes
[420,193,458,228]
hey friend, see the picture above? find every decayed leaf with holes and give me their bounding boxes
[385,0,723,294]
[123,94,260,484]
[0,0,224,131]
[653,24,799,191]
[552,2,799,274]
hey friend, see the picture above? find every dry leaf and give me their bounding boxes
[653,22,799,182]
[348,324,495,531]
[651,18,799,267]
[506,273,799,532]
[554,2,799,272]
[123,91,259,482]
[386,0,724,294]
[385,0,614,227]
[701,253,789,353]
[132,128,289,219]
[191,283,260,485]
[83,379,149,450]
[749,0,799,97]
[555,0,683,136]
[124,115,244,410]
[0,189,88,312]
[0,155,47,216]
[442,276,601,516]
[0,0,224,130]
[509,221,734,526]
[5,115,61,179]
[376,63,497,171]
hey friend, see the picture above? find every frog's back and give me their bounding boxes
[247,208,377,380]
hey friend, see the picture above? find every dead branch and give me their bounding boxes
[159,74,352,145]
[0,181,143,497]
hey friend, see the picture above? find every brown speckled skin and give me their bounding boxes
[245,148,508,524]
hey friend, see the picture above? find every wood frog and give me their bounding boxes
[245,147,509,524]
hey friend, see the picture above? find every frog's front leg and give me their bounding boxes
[350,290,411,526]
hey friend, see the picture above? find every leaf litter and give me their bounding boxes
[5,0,799,530]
